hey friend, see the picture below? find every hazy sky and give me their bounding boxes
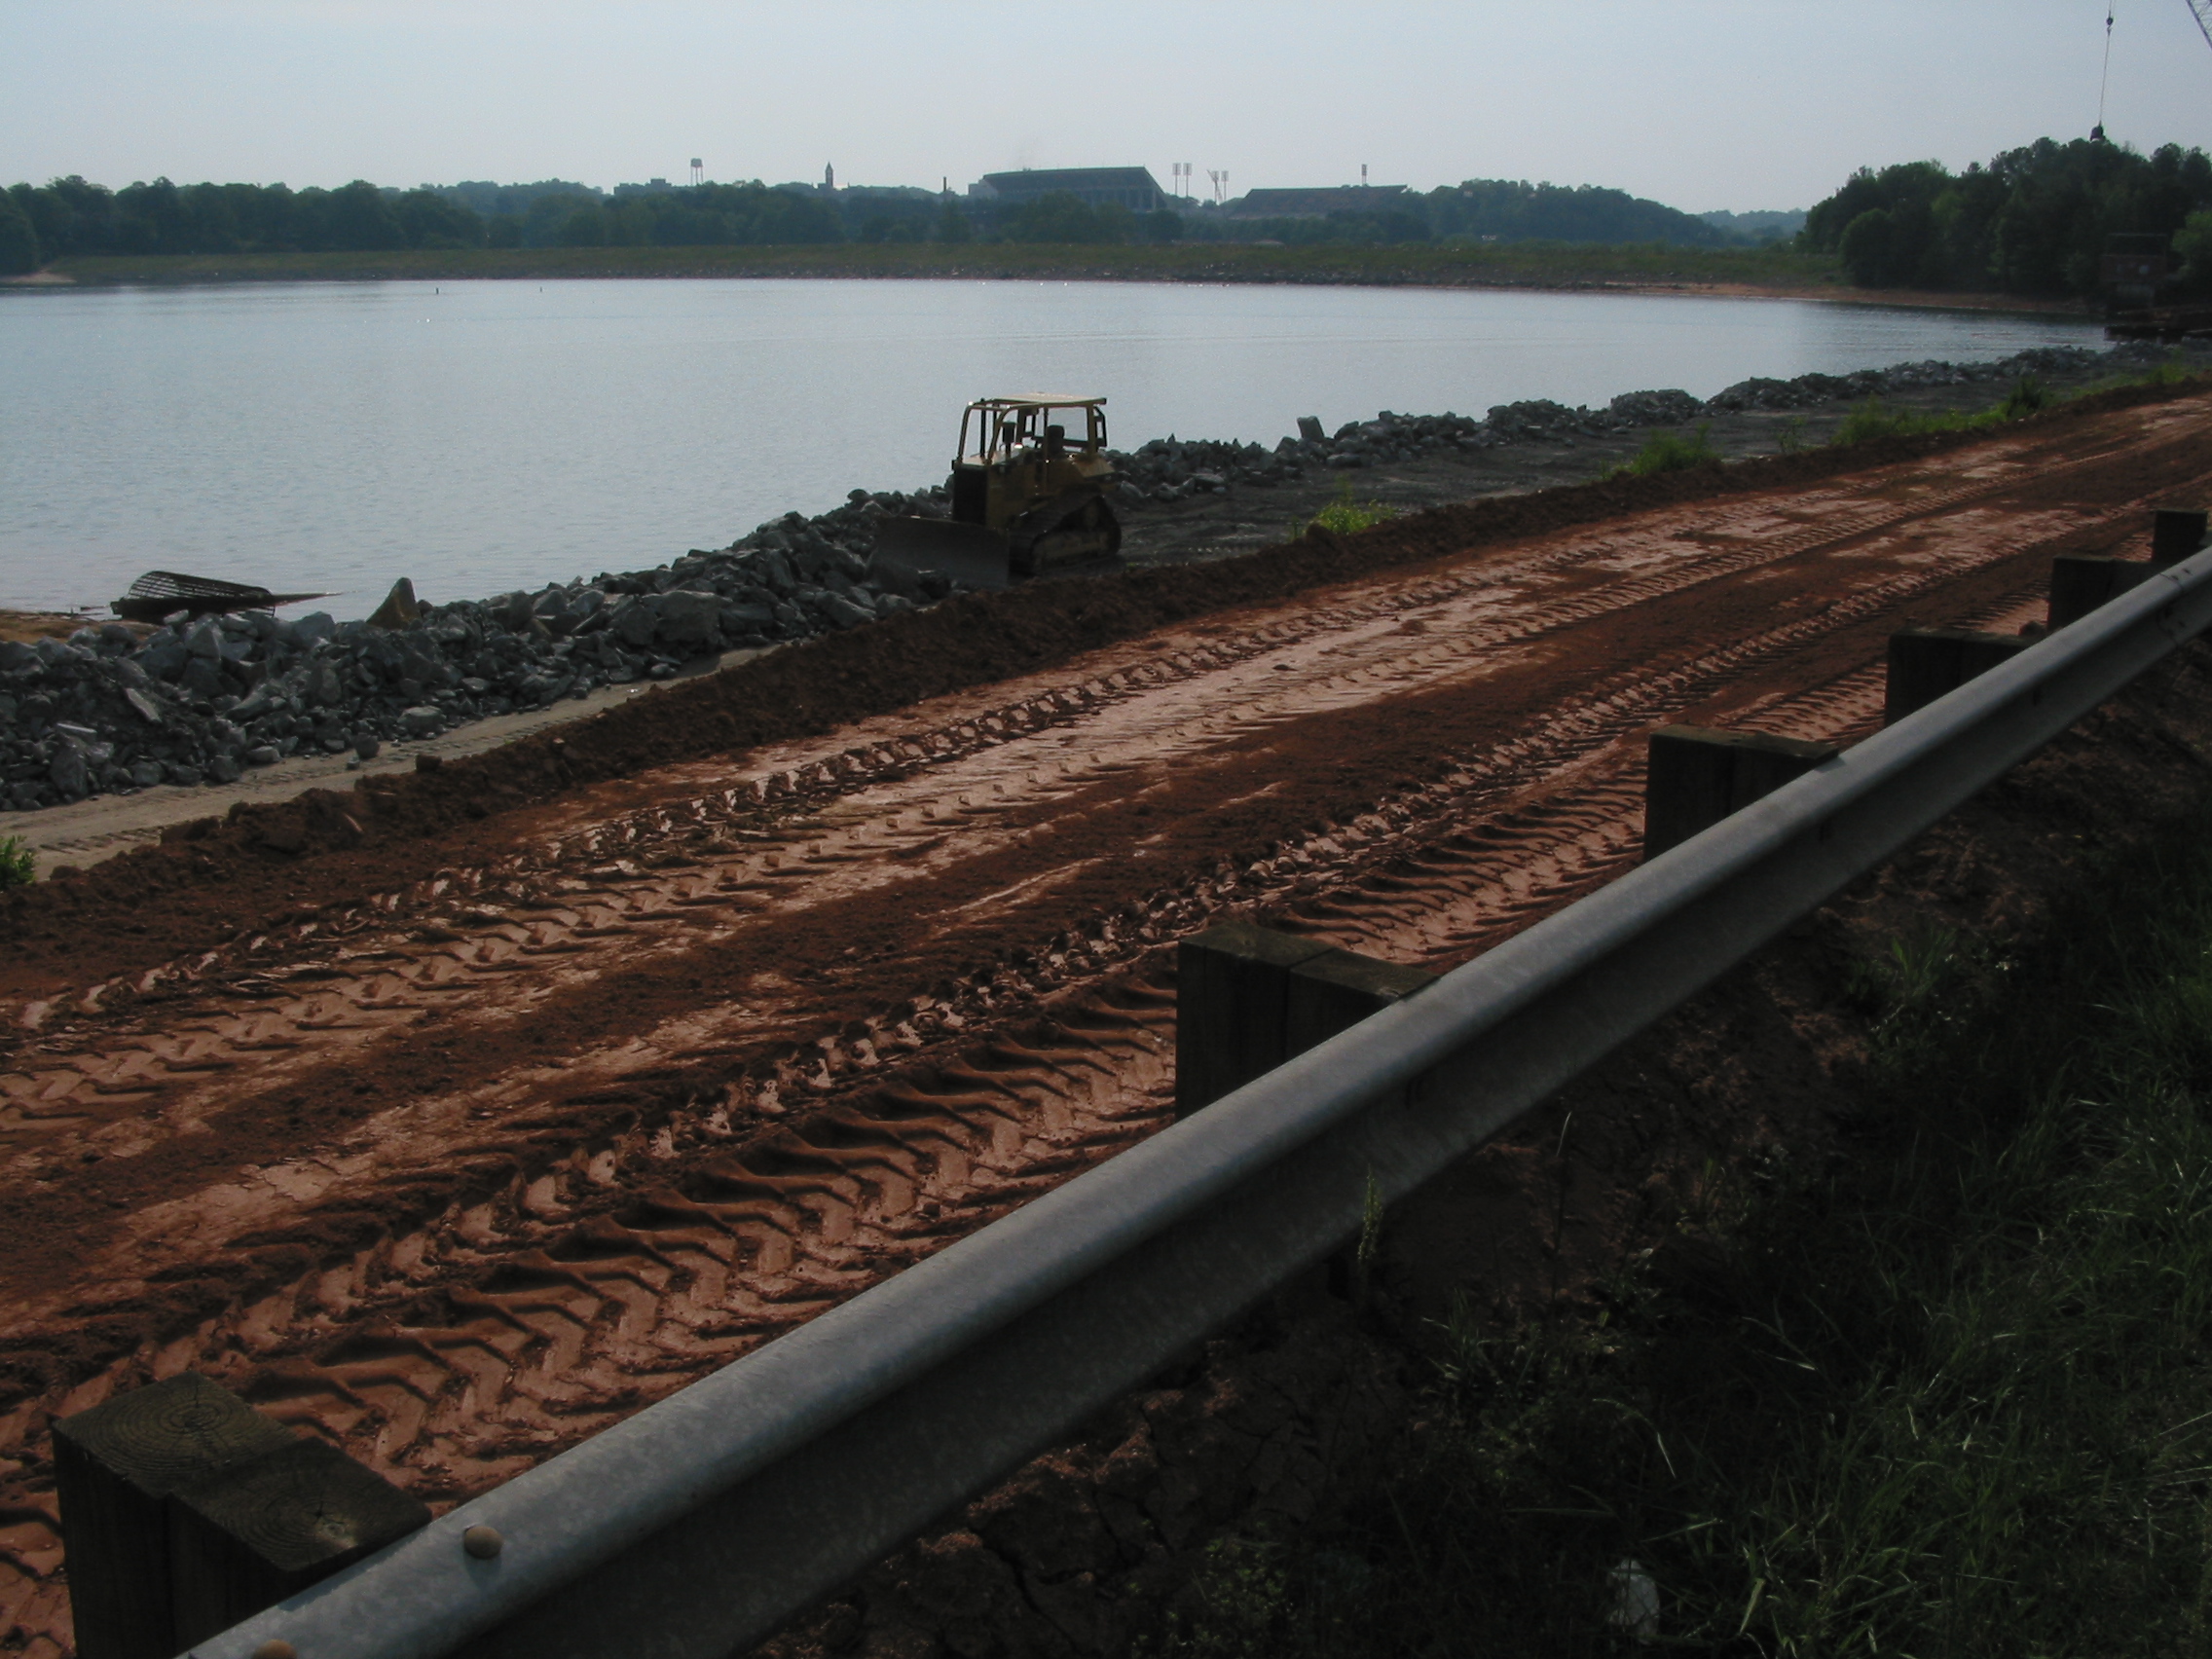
[6,1,2211,212]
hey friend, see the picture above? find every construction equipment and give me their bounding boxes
[870,395,1123,592]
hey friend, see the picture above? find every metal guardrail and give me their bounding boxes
[192,547,2212,1659]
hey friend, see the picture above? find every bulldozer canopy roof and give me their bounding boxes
[969,395,1107,411]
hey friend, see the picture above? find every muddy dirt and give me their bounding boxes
[2,383,2210,1655]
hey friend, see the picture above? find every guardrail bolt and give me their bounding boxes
[463,1523,506,1559]
[1642,725,1840,860]
[52,1374,429,1658]
[2049,553,2156,630]
[2152,507,2209,566]
[1174,921,1436,1118]
[1884,627,2036,724]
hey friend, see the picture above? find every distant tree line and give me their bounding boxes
[1208,179,1746,249]
[19,144,2210,292]
[1800,137,2212,298]
[0,167,1796,276]
[0,173,1196,271]
[1,176,485,269]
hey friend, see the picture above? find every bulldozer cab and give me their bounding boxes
[951,396,1113,532]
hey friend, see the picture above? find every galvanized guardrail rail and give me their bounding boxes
[192,546,2212,1659]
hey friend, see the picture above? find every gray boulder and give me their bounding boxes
[48,744,87,799]
[610,596,657,648]
[653,590,723,651]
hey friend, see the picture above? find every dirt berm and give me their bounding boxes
[2,375,2193,995]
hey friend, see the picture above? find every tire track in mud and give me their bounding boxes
[6,391,2184,1041]
[3,404,2179,1144]
[2,412,2208,1654]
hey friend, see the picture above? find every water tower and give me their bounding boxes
[690,158,704,186]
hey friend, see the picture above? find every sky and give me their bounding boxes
[5,1,2211,214]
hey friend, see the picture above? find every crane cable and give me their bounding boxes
[2095,3,2116,141]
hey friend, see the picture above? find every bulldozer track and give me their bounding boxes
[2,399,2208,1656]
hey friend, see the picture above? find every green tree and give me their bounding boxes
[395,187,483,248]
[1838,206,1899,285]
[607,200,654,246]
[936,201,973,242]
[319,179,405,250]
[522,189,596,246]
[555,203,608,245]
[1802,137,2212,299]
[1003,191,1117,243]
[0,191,38,274]
[1143,208,1182,243]
[2173,207,2212,295]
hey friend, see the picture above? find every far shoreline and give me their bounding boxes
[0,240,2093,320]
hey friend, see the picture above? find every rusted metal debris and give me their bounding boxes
[111,571,331,624]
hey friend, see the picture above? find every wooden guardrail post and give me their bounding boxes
[1175,920,1436,1117]
[1884,627,2036,724]
[1642,725,1840,860]
[2050,555,2156,630]
[2152,508,2208,567]
[53,1374,430,1659]
[53,1375,294,1659]
[168,1436,434,1645]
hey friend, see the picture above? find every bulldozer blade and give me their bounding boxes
[869,518,1014,592]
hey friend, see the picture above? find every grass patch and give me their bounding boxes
[1150,808,2212,1656]
[0,836,34,888]
[1826,365,2208,451]
[1612,423,1723,478]
[1307,476,1399,536]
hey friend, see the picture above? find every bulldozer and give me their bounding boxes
[870,395,1124,592]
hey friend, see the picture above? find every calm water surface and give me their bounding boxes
[0,278,2103,617]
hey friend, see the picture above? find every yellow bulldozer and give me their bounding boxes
[870,395,1124,591]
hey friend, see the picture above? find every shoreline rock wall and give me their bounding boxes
[0,343,2190,815]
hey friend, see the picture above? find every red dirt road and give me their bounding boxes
[5,389,2210,1653]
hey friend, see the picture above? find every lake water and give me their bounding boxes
[0,278,2104,618]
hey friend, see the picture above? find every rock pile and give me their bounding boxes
[1099,347,2176,498]
[0,502,946,812]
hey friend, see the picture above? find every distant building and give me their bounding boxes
[968,167,1165,212]
[1224,185,1409,219]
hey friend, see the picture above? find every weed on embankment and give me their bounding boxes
[1826,358,2200,453]
[1145,813,2212,1657]
[1612,423,1724,478]
[1303,475,1400,537]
